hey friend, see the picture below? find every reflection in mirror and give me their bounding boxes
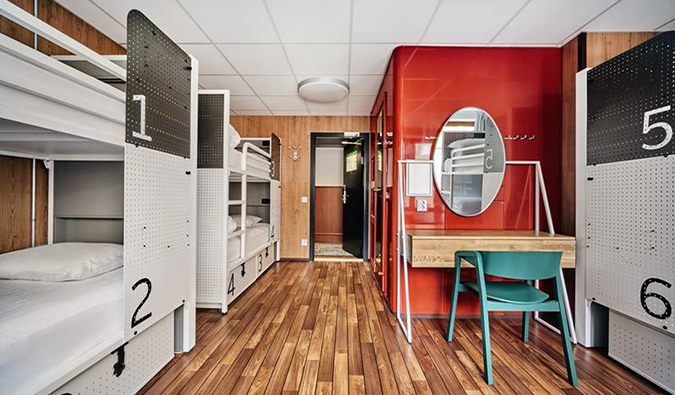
[432,107,505,216]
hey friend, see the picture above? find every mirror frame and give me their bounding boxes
[432,106,506,217]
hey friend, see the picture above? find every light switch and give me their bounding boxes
[301,196,308,203]
[416,198,428,212]
[301,238,308,246]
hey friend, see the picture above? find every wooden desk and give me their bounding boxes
[405,230,576,269]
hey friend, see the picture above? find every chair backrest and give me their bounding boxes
[478,251,562,280]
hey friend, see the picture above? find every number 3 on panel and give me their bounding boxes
[642,105,672,150]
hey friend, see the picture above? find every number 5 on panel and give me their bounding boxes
[642,105,672,150]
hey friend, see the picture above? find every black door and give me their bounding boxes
[342,143,364,257]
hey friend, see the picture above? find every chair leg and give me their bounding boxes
[447,258,462,342]
[522,311,530,343]
[475,263,493,385]
[555,274,578,387]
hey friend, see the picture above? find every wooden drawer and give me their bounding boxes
[52,313,174,395]
[227,257,257,304]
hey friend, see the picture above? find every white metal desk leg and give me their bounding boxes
[533,273,578,344]
[396,161,413,343]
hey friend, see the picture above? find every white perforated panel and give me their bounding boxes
[197,169,225,303]
[52,313,174,395]
[586,155,675,332]
[609,311,675,393]
[124,145,192,340]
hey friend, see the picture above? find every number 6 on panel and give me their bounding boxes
[642,105,672,150]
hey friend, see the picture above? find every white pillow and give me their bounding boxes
[228,216,237,232]
[0,243,123,282]
[229,124,241,149]
[231,214,262,228]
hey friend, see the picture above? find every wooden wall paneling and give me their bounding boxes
[37,0,126,55]
[230,116,369,259]
[35,160,48,246]
[560,37,578,236]
[586,32,658,68]
[0,155,32,253]
[0,0,34,47]
[314,186,343,243]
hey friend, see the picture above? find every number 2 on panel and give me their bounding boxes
[131,278,153,329]
[642,105,672,150]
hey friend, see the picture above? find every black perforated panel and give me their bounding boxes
[587,32,675,165]
[125,10,192,158]
[197,94,225,169]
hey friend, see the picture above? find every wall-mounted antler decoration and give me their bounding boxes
[288,145,301,161]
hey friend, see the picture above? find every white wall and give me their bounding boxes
[316,147,343,186]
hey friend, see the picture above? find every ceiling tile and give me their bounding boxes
[199,75,254,95]
[218,44,292,75]
[179,44,235,74]
[285,44,349,75]
[244,76,298,96]
[349,75,383,96]
[492,0,616,45]
[260,96,308,111]
[273,109,310,115]
[352,0,439,43]
[266,0,350,43]
[307,98,348,112]
[91,0,208,43]
[177,0,278,43]
[236,110,273,115]
[57,0,126,43]
[348,96,376,112]
[422,0,527,44]
[584,0,675,31]
[231,96,268,111]
[351,44,398,74]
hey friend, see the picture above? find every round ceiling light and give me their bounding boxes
[298,77,349,103]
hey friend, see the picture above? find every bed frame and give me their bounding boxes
[196,90,281,312]
[0,3,198,395]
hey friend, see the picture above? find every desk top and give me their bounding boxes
[405,230,576,269]
[407,229,575,241]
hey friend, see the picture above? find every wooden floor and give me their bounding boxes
[139,261,665,395]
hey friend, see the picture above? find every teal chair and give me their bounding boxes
[446,251,577,386]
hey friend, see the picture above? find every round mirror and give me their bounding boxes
[432,107,505,217]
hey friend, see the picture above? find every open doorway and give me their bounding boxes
[310,132,369,262]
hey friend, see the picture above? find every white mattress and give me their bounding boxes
[228,223,271,262]
[228,148,271,173]
[0,268,123,394]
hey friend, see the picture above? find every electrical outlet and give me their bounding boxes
[301,238,308,247]
[416,198,428,212]
[301,196,308,203]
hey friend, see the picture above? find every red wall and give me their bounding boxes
[373,46,563,315]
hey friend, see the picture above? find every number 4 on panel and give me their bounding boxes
[642,105,672,150]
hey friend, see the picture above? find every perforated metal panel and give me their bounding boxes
[197,169,224,302]
[197,94,225,169]
[52,313,174,395]
[609,311,674,393]
[124,146,192,339]
[123,10,195,340]
[587,32,675,165]
[586,156,675,332]
[125,10,192,158]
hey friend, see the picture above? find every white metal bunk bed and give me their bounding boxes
[196,92,280,312]
[0,4,197,395]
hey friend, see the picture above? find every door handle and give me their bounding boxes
[342,186,347,204]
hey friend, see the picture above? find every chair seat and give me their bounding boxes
[463,281,549,304]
